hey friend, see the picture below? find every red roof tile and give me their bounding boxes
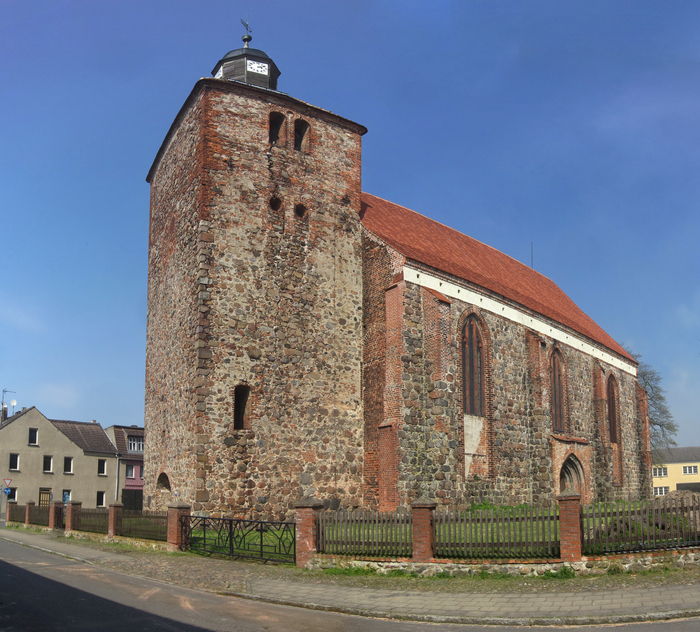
[360,192,632,361]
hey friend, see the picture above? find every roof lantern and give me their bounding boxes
[211,26,281,91]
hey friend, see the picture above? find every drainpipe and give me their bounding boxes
[115,457,120,503]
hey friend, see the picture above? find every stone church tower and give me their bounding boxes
[144,37,367,518]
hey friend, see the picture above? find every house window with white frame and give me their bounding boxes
[653,486,670,496]
[125,464,135,479]
[28,428,38,445]
[653,466,668,477]
[683,465,698,475]
[9,453,19,471]
[7,488,17,502]
[96,491,105,507]
[97,459,107,476]
[43,455,53,473]
[64,456,73,474]
[127,436,144,452]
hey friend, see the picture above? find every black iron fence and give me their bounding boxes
[181,515,295,563]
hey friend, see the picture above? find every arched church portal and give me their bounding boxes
[559,455,584,495]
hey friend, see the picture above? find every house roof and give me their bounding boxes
[106,425,145,459]
[360,192,632,362]
[0,406,35,428]
[656,447,700,464]
[50,419,117,455]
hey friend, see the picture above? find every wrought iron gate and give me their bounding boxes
[180,515,295,563]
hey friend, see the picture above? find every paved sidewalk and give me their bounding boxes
[246,577,700,626]
[2,528,700,626]
[0,527,127,563]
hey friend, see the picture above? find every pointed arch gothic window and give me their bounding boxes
[462,316,484,416]
[607,375,618,444]
[551,349,565,433]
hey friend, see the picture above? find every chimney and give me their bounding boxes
[91,419,97,424]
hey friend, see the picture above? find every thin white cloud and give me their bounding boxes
[674,289,700,330]
[594,86,698,135]
[36,383,79,409]
[666,365,700,446]
[0,304,46,334]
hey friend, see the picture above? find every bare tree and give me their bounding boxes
[626,348,678,458]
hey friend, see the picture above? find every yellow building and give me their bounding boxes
[652,447,700,496]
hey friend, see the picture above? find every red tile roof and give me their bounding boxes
[360,192,632,361]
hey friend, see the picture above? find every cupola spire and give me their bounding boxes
[211,21,281,90]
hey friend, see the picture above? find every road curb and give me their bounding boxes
[216,588,700,627]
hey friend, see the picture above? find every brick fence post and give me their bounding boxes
[294,497,324,568]
[24,501,35,526]
[167,502,191,552]
[411,497,437,562]
[557,491,583,561]
[48,501,64,530]
[65,501,82,533]
[108,503,123,537]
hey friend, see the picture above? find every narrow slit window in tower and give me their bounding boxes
[234,385,250,430]
[269,112,285,145]
[294,119,309,151]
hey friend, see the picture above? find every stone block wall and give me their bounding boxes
[146,79,367,519]
[361,237,650,508]
[144,93,206,508]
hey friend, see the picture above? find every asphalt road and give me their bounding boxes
[0,538,699,631]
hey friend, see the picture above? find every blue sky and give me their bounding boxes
[1,1,698,444]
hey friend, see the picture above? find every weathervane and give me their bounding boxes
[241,16,252,47]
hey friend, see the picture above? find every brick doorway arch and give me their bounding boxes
[559,454,584,495]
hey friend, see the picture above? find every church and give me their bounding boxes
[143,37,651,518]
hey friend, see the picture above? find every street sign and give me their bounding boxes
[3,479,11,487]
[3,488,11,496]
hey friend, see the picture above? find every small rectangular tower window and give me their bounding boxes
[269,112,285,145]
[294,119,309,151]
[234,385,250,430]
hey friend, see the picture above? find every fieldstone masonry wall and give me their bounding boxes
[361,244,651,508]
[146,79,366,519]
